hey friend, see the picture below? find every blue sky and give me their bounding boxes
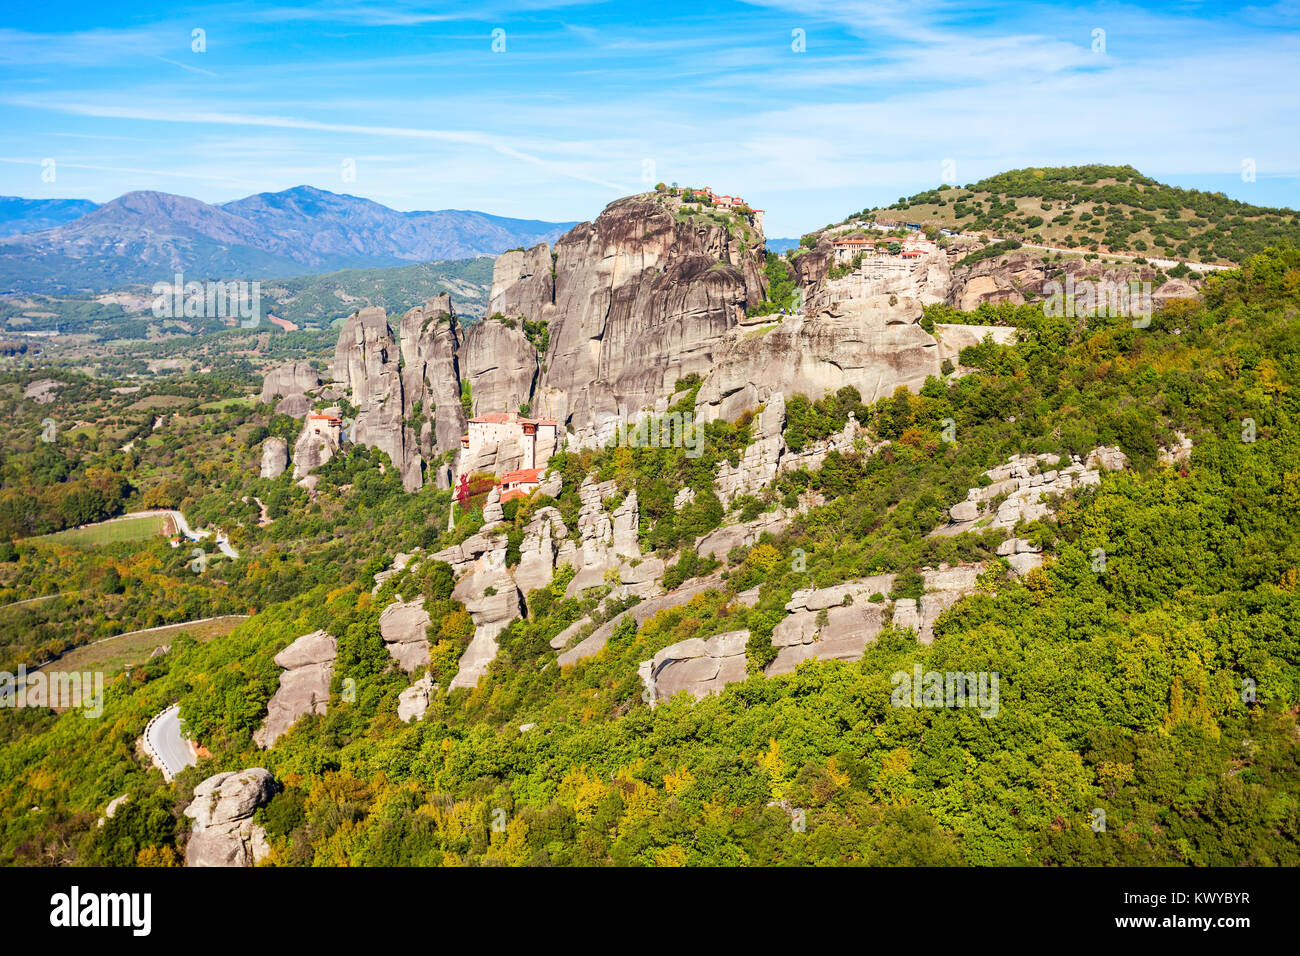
[1,0,1297,236]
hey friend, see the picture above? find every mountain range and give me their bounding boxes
[0,186,576,295]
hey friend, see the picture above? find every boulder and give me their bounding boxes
[397,674,434,723]
[378,598,432,673]
[260,360,319,416]
[260,437,288,479]
[643,629,750,702]
[254,630,335,749]
[183,768,276,867]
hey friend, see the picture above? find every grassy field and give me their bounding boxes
[35,615,248,680]
[34,513,172,547]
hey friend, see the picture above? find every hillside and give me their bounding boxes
[1,179,1297,871]
[859,165,1300,264]
[0,186,575,295]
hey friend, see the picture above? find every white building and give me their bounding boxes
[459,411,559,476]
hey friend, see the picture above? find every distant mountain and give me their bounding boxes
[0,197,100,237]
[0,185,576,294]
[223,186,573,265]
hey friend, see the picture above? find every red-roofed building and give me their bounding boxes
[459,411,560,478]
[498,467,544,501]
[307,408,343,443]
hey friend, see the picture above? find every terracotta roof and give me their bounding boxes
[500,489,528,503]
[501,468,543,484]
[468,413,559,427]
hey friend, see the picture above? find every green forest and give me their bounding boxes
[1,246,1297,867]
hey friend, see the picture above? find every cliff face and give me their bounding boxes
[489,244,554,319]
[491,194,767,442]
[459,318,538,417]
[696,296,941,422]
[399,295,465,486]
[334,306,422,491]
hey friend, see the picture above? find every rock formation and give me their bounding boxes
[183,768,276,867]
[260,436,288,479]
[254,630,336,748]
[556,572,726,667]
[260,360,320,417]
[292,420,337,480]
[768,574,896,674]
[448,541,522,690]
[460,317,538,416]
[334,306,421,491]
[641,630,749,703]
[514,507,568,597]
[491,193,767,442]
[378,598,431,673]
[399,295,465,487]
[890,564,985,645]
[489,244,555,318]
[694,297,940,423]
[935,448,1127,537]
[397,674,434,722]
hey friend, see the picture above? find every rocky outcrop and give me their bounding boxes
[254,630,336,749]
[935,447,1127,536]
[997,537,1044,577]
[372,551,416,593]
[334,306,421,491]
[260,360,319,417]
[448,548,522,691]
[556,572,726,667]
[805,247,950,312]
[183,768,276,867]
[292,420,337,480]
[714,393,786,506]
[378,598,432,673]
[490,244,554,319]
[497,194,766,442]
[932,322,1019,367]
[514,507,568,597]
[564,478,623,596]
[460,317,538,416]
[399,295,464,486]
[947,248,1203,312]
[260,437,288,479]
[695,508,795,563]
[767,574,896,675]
[397,674,434,723]
[1158,431,1193,467]
[641,629,749,703]
[694,297,940,423]
[890,564,985,645]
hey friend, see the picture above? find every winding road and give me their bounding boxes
[144,704,197,781]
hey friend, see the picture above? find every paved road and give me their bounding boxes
[145,704,197,781]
